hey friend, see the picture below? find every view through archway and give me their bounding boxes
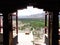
[12,6,49,45]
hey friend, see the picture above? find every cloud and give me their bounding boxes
[18,6,44,17]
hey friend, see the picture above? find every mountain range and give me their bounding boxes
[18,13,45,19]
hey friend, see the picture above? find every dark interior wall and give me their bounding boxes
[0,0,59,45]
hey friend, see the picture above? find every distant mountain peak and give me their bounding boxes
[18,13,45,19]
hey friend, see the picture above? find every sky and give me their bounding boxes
[17,6,45,17]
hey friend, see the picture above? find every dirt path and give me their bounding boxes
[17,31,33,45]
[17,31,46,45]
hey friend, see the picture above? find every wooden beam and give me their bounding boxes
[0,17,1,32]
[9,13,13,45]
[48,12,53,45]
[3,12,12,45]
[16,11,18,34]
[52,11,59,45]
[48,11,59,45]
[16,11,18,43]
[45,11,48,34]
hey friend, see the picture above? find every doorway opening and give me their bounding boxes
[16,6,48,45]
